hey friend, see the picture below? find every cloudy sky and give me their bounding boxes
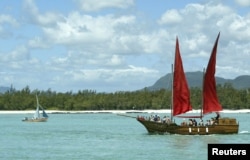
[0,0,250,92]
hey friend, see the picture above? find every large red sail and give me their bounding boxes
[203,33,223,114]
[173,37,192,116]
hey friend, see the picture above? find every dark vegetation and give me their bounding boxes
[0,82,250,110]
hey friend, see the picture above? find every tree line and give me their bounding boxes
[0,83,249,111]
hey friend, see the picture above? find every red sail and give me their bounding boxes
[173,37,192,116]
[203,33,223,114]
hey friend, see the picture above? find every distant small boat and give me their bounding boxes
[137,33,239,135]
[22,95,49,122]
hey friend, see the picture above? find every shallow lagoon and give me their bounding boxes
[0,112,249,160]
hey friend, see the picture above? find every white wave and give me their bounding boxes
[239,131,250,134]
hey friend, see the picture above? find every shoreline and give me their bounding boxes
[0,109,250,114]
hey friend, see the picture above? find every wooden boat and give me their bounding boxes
[137,33,239,135]
[22,95,49,122]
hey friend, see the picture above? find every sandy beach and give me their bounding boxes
[0,109,168,114]
[0,109,250,114]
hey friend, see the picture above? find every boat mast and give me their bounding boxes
[170,63,174,122]
[200,68,205,118]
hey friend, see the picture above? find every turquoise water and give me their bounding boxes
[0,113,249,160]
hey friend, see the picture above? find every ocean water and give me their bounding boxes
[0,112,249,160]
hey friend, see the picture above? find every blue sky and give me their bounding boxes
[0,0,250,92]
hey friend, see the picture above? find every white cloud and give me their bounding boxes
[2,46,29,63]
[185,34,208,51]
[158,9,182,25]
[42,12,136,47]
[1,0,250,92]
[27,36,50,49]
[235,0,250,6]
[107,55,124,66]
[228,15,250,40]
[0,14,18,38]
[49,65,159,92]
[0,14,18,26]
[23,0,63,26]
[76,0,134,11]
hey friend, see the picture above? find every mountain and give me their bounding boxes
[146,71,250,91]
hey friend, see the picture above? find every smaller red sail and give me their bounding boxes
[173,37,192,116]
[203,33,223,114]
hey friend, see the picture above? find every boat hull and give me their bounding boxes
[22,117,48,122]
[137,117,239,135]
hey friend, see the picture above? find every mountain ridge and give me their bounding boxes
[145,71,250,91]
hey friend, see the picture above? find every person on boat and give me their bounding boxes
[214,112,220,124]
[157,116,161,123]
[192,119,197,126]
[188,119,193,126]
[207,120,212,125]
[162,116,167,123]
[199,119,204,126]
[153,115,161,122]
[149,115,154,121]
[166,116,171,124]
[205,120,211,126]
[211,118,215,125]
[215,112,220,120]
[154,115,158,121]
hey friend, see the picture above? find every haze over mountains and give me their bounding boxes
[1,71,250,93]
[146,71,250,91]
